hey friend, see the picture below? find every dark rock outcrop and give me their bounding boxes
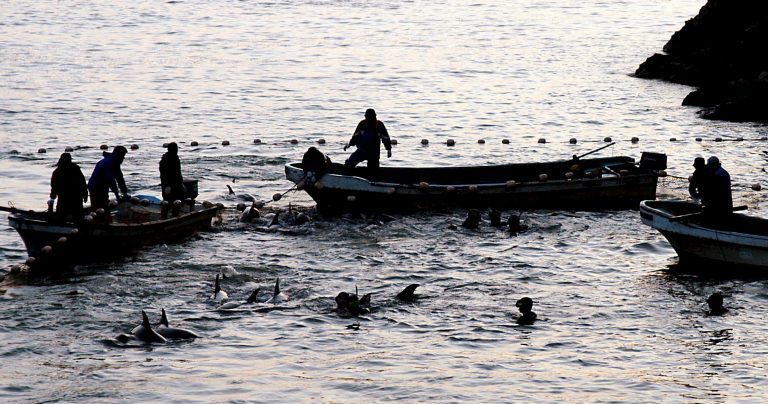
[635,1,768,122]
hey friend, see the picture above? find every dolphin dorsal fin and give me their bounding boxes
[274,278,280,296]
[214,274,221,294]
[247,288,261,303]
[355,285,359,298]
[160,308,169,327]
[141,310,151,328]
[270,212,281,226]
[397,284,420,301]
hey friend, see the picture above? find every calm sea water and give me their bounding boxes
[3,0,768,401]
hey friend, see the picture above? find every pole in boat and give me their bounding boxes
[573,142,616,160]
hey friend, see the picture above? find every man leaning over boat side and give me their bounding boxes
[702,156,733,216]
[160,142,185,202]
[87,145,130,210]
[688,157,708,201]
[49,152,88,222]
[343,108,392,170]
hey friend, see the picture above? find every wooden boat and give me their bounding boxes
[640,199,768,269]
[5,200,221,268]
[285,151,667,214]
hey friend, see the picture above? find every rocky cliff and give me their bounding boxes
[635,1,768,122]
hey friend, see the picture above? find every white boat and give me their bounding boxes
[639,199,768,269]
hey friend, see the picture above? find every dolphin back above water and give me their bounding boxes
[128,310,167,344]
[156,308,200,340]
[266,278,288,304]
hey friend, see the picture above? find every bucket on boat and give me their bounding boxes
[183,180,199,200]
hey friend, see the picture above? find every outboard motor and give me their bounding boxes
[639,152,667,170]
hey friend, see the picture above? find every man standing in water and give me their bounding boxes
[343,108,392,169]
[49,152,88,221]
[160,142,185,202]
[88,145,129,210]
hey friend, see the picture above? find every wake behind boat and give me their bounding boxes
[5,199,221,270]
[286,150,667,214]
[640,199,768,269]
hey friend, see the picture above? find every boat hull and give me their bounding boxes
[8,203,220,266]
[287,155,662,214]
[640,200,768,269]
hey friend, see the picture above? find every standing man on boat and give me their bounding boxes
[702,156,733,215]
[160,142,185,202]
[88,145,129,210]
[49,152,88,221]
[688,157,708,201]
[343,108,392,169]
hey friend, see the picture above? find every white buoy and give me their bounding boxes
[162,143,169,148]
[38,148,46,153]
[70,228,79,235]
[502,139,510,144]
[446,186,455,193]
[290,139,298,144]
[347,195,356,202]
[387,187,396,195]
[565,172,574,179]
[130,144,139,150]
[419,182,429,190]
[65,146,74,152]
[477,139,485,144]
[569,138,577,144]
[41,245,53,255]
[538,138,546,144]
[669,137,676,142]
[695,137,702,142]
[505,180,516,189]
[446,139,455,146]
[100,144,108,150]
[761,136,768,141]
[390,139,398,145]
[752,183,762,191]
[715,137,723,142]
[658,170,667,177]
[191,141,199,146]
[222,140,230,146]
[538,174,548,182]
[631,137,639,143]
[421,139,429,145]
[604,137,612,143]
[737,137,744,141]
[57,237,67,244]
[253,139,262,144]
[318,139,326,144]
[253,201,265,209]
[468,185,478,193]
[272,193,282,201]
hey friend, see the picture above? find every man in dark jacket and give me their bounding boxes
[88,145,129,210]
[688,157,708,200]
[702,156,733,215]
[343,108,392,169]
[49,152,88,221]
[160,142,185,202]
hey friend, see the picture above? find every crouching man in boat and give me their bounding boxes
[300,146,332,188]
[160,142,185,202]
[343,108,392,169]
[49,152,88,222]
[87,145,130,210]
[701,156,733,216]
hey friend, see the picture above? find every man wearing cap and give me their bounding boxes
[343,108,392,169]
[160,142,185,202]
[88,145,129,210]
[703,156,732,215]
[688,157,708,200]
[49,152,88,221]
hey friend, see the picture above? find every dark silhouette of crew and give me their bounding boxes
[515,297,537,325]
[343,108,392,169]
[688,157,708,200]
[702,156,732,215]
[88,145,129,210]
[49,152,88,221]
[160,142,185,202]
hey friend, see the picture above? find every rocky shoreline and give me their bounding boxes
[635,1,768,123]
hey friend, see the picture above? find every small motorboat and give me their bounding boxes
[640,199,768,269]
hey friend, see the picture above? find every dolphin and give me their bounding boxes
[268,211,282,230]
[266,278,288,304]
[396,284,420,302]
[239,202,260,223]
[130,311,167,343]
[155,308,200,340]
[210,274,229,303]
[217,288,261,310]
